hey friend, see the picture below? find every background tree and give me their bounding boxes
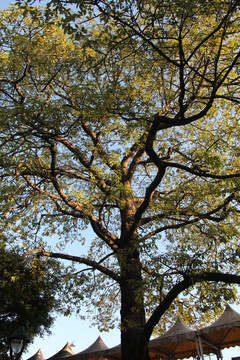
[0,242,64,359]
[2,1,240,359]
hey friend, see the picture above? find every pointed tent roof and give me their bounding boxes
[152,318,196,344]
[78,336,109,354]
[47,343,75,360]
[200,304,240,332]
[198,305,240,354]
[27,349,46,360]
[67,336,111,360]
[148,318,198,359]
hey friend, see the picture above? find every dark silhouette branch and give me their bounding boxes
[143,271,240,343]
[26,248,120,282]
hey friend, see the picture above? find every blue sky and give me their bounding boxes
[1,0,240,358]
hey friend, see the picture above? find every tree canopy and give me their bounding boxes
[1,1,240,359]
[0,243,63,359]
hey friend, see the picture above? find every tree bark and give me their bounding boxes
[119,248,149,360]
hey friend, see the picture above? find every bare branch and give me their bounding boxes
[26,248,120,282]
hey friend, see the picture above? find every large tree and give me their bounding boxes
[2,1,240,359]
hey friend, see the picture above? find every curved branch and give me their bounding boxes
[26,248,120,282]
[186,1,239,64]
[121,132,147,180]
[143,271,240,343]
[139,192,236,242]
[163,159,240,179]
[129,167,166,237]
[81,120,120,172]
[95,2,180,68]
[22,173,85,213]
[53,133,111,193]
[90,215,120,253]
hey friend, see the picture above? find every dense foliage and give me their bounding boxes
[1,1,240,358]
[0,243,63,359]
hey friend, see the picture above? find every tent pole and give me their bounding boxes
[195,335,201,358]
[218,349,223,360]
[198,336,204,360]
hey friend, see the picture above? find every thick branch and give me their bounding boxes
[27,248,120,282]
[121,132,147,180]
[129,167,166,238]
[143,271,240,343]
[90,215,120,253]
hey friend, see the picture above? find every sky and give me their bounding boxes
[1,0,240,359]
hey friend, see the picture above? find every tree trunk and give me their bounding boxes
[121,325,150,360]
[119,249,150,360]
